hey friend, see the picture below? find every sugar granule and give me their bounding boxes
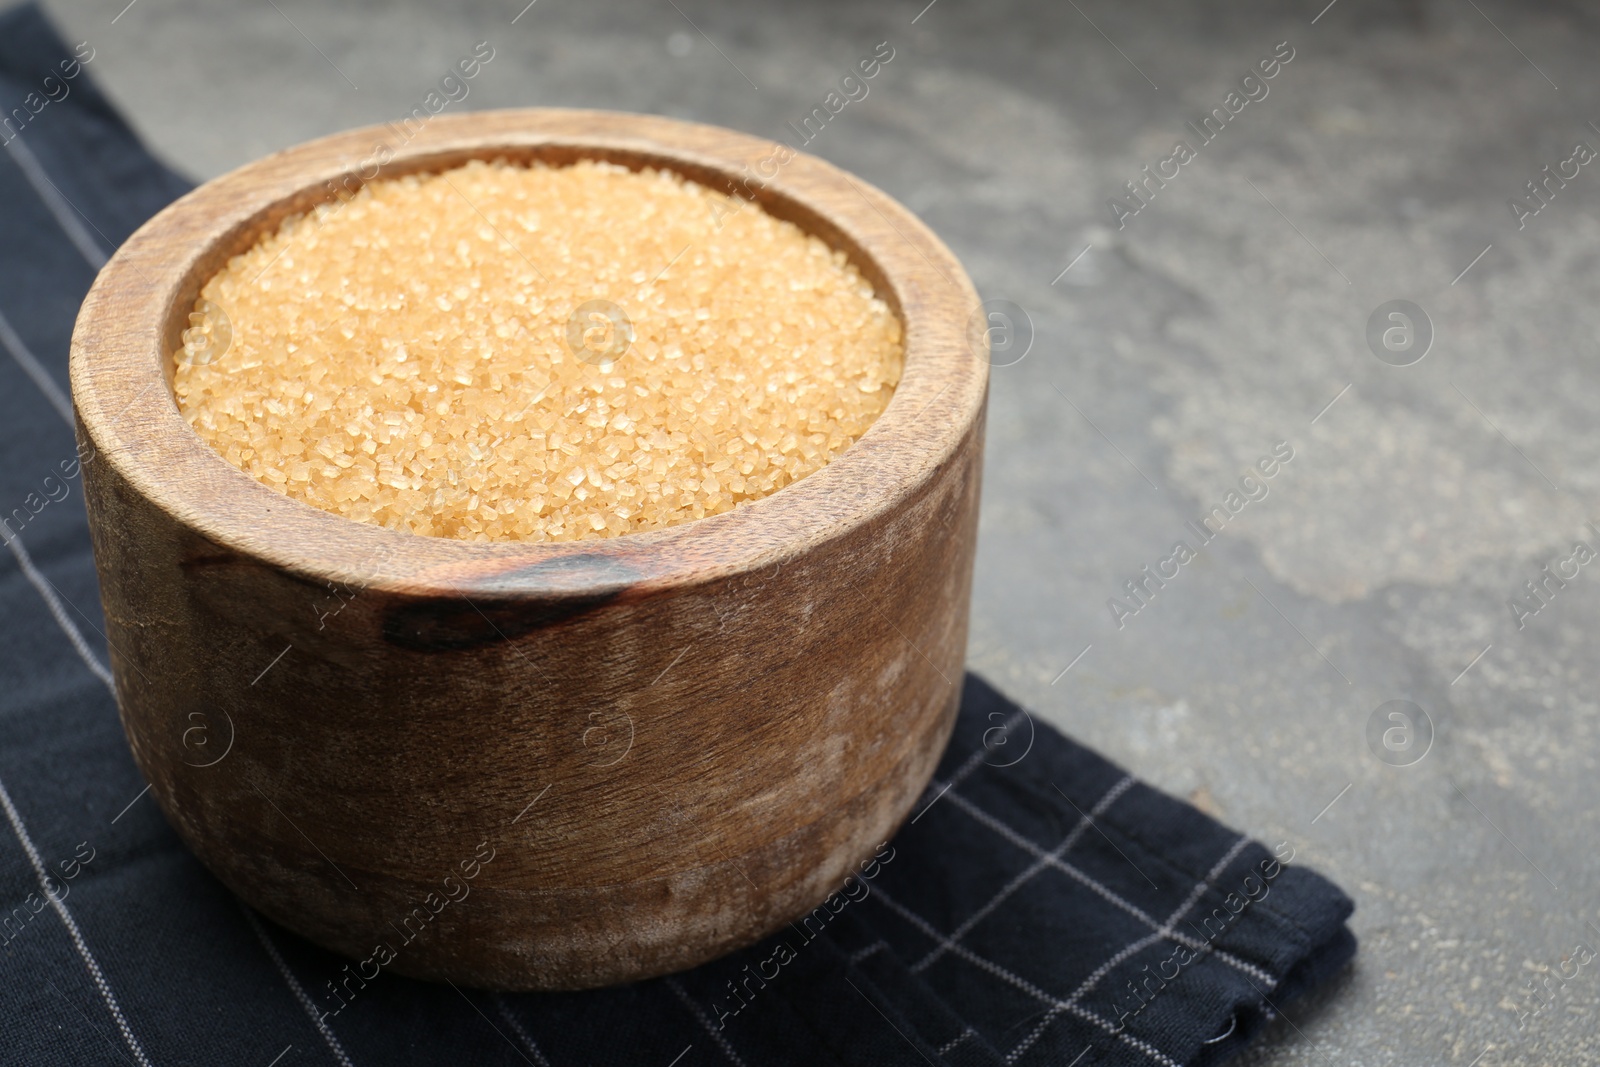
[173,159,904,541]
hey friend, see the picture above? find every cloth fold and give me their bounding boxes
[0,5,1353,1062]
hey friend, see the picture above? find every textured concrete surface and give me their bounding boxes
[36,0,1600,1062]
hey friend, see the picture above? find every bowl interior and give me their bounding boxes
[76,110,983,595]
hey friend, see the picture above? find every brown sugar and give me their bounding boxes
[173,159,903,542]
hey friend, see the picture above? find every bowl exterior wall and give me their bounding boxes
[80,401,983,989]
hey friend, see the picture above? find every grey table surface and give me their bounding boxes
[33,0,1600,1062]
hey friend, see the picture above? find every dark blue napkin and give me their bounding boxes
[0,5,1354,1063]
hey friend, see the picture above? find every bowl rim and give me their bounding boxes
[70,107,986,600]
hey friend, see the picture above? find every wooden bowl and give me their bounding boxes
[69,108,986,990]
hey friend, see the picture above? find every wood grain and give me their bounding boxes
[70,108,987,990]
